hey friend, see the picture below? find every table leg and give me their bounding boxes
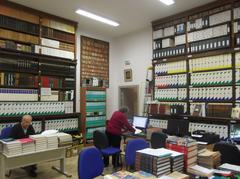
[52,158,72,178]
[0,155,6,179]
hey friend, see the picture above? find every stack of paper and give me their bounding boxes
[1,140,22,156]
[55,132,72,147]
[135,148,171,177]
[159,171,189,179]
[187,165,213,177]
[219,163,240,173]
[45,135,58,149]
[18,138,35,154]
[198,150,221,168]
[30,135,47,151]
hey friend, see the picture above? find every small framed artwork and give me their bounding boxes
[124,69,132,82]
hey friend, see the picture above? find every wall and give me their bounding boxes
[108,27,153,117]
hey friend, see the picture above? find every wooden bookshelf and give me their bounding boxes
[0,1,79,134]
[80,36,109,88]
[80,87,107,145]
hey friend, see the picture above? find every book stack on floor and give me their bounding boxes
[135,148,171,177]
[0,139,22,156]
[166,136,198,170]
[55,132,73,147]
[198,149,221,168]
[18,138,35,154]
[30,135,47,151]
[159,171,189,179]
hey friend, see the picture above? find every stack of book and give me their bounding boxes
[45,135,58,149]
[169,150,185,172]
[198,149,221,168]
[55,132,72,147]
[166,137,198,170]
[187,165,213,177]
[0,139,22,156]
[30,135,47,151]
[135,148,171,177]
[18,138,35,154]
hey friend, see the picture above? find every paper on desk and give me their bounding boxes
[190,165,214,175]
[219,163,240,173]
[134,128,142,134]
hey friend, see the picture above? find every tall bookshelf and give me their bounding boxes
[80,87,107,145]
[150,0,240,136]
[0,1,80,134]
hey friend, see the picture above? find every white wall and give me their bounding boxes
[108,27,152,116]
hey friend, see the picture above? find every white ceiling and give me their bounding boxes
[11,0,216,38]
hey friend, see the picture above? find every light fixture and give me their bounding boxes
[75,9,119,27]
[159,0,175,6]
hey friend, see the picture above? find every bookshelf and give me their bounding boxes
[80,87,107,145]
[0,1,79,134]
[80,36,109,88]
[151,0,240,130]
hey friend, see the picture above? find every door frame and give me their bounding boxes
[118,85,139,115]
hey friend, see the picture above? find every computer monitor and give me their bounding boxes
[133,116,148,129]
[167,119,179,136]
[167,119,189,136]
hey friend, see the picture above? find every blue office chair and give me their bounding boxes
[78,147,104,179]
[125,138,149,170]
[93,130,121,168]
[0,127,12,139]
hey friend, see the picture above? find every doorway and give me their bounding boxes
[119,85,139,119]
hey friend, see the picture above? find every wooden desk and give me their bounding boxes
[0,147,71,179]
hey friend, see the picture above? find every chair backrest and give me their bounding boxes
[213,142,240,165]
[151,132,167,149]
[93,130,109,149]
[0,127,12,139]
[78,147,104,179]
[125,138,149,166]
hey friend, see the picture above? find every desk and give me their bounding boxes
[0,147,71,179]
[122,133,147,143]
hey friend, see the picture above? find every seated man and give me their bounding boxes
[9,114,37,177]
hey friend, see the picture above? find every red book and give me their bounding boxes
[41,76,50,87]
[18,138,34,144]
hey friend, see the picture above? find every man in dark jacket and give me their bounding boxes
[10,115,37,177]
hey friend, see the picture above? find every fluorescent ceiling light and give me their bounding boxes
[159,0,175,6]
[76,9,119,27]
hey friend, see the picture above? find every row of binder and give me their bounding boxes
[188,24,230,43]
[153,45,185,59]
[0,101,74,117]
[234,7,240,20]
[188,36,230,54]
[189,87,232,101]
[189,122,228,139]
[155,61,187,75]
[189,54,232,72]
[188,11,230,32]
[154,88,187,101]
[149,119,168,129]
[190,70,232,86]
[236,86,240,101]
[86,90,106,101]
[0,88,38,101]
[155,74,187,87]
[45,118,78,132]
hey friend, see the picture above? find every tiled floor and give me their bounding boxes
[9,156,114,179]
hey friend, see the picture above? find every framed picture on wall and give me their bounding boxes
[124,69,132,82]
